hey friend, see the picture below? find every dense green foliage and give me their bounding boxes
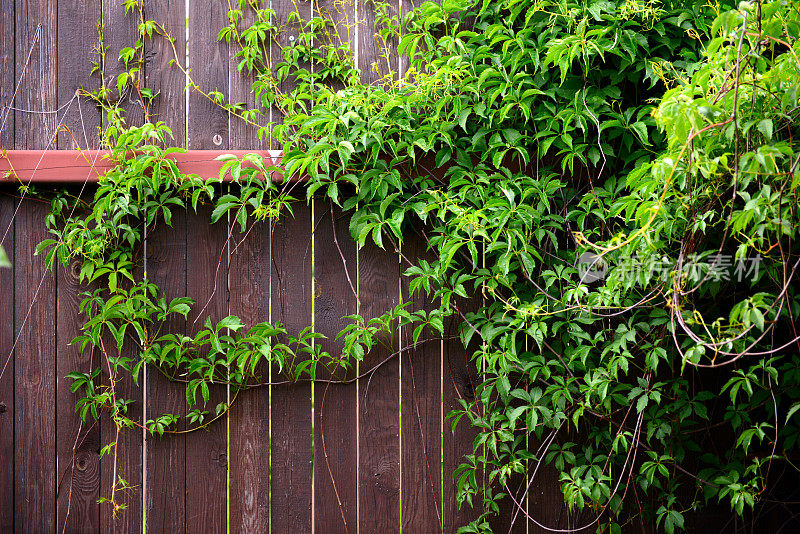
[30,0,800,530]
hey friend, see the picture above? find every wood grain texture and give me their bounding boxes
[0,5,13,523]
[14,199,57,532]
[56,0,101,151]
[358,0,400,83]
[226,3,268,528]
[358,230,401,533]
[228,217,270,533]
[185,206,228,534]
[356,4,403,526]
[100,310,144,534]
[443,297,482,532]
[270,198,313,532]
[14,2,58,530]
[188,0,228,152]
[228,2,263,150]
[185,3,230,531]
[145,207,187,534]
[102,0,144,127]
[313,201,358,534]
[401,231,443,533]
[144,0,187,529]
[55,3,101,528]
[56,192,101,534]
[270,0,306,149]
[0,194,15,532]
[15,0,57,149]
[146,0,187,146]
[0,0,14,148]
[527,462,569,534]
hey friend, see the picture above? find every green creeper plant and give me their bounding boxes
[27,0,800,531]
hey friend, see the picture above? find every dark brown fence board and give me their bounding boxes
[100,305,144,534]
[144,0,188,529]
[55,2,102,529]
[56,0,101,151]
[188,0,229,152]
[185,206,229,534]
[185,4,230,530]
[56,208,101,533]
[0,195,15,532]
[358,0,399,82]
[1,3,16,524]
[228,218,270,533]
[15,0,57,149]
[401,232,443,533]
[358,235,401,533]
[147,0,187,146]
[228,2,263,150]
[14,199,57,532]
[101,0,144,128]
[270,199,313,532]
[270,0,305,151]
[0,0,14,148]
[14,1,58,529]
[145,208,187,534]
[443,299,482,532]
[313,201,358,533]
[226,4,268,527]
[100,2,145,532]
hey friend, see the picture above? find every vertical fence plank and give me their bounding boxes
[358,233,401,533]
[443,300,482,532]
[0,195,15,532]
[314,201,358,533]
[352,1,403,531]
[270,198,313,532]
[358,0,399,82]
[266,0,313,528]
[56,0,101,151]
[0,0,14,148]
[184,206,228,534]
[270,0,300,148]
[100,285,145,534]
[15,0,57,149]
[14,1,57,530]
[55,1,102,531]
[145,208,187,533]
[228,2,264,151]
[185,2,230,531]
[227,3,269,530]
[146,0,187,146]
[15,199,57,532]
[101,0,144,128]
[0,11,15,529]
[145,0,187,530]
[401,232,443,533]
[100,5,144,529]
[188,0,228,152]
[228,216,270,533]
[56,195,101,534]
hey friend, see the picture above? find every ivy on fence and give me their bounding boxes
[25,0,800,532]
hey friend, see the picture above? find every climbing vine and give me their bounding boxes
[24,0,800,531]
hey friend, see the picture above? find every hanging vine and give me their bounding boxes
[22,0,800,531]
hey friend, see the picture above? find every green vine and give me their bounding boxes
[24,0,800,531]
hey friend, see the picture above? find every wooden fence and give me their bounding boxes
[0,0,575,532]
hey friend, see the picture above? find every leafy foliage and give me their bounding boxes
[28,0,800,530]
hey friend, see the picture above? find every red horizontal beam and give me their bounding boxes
[0,150,286,184]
